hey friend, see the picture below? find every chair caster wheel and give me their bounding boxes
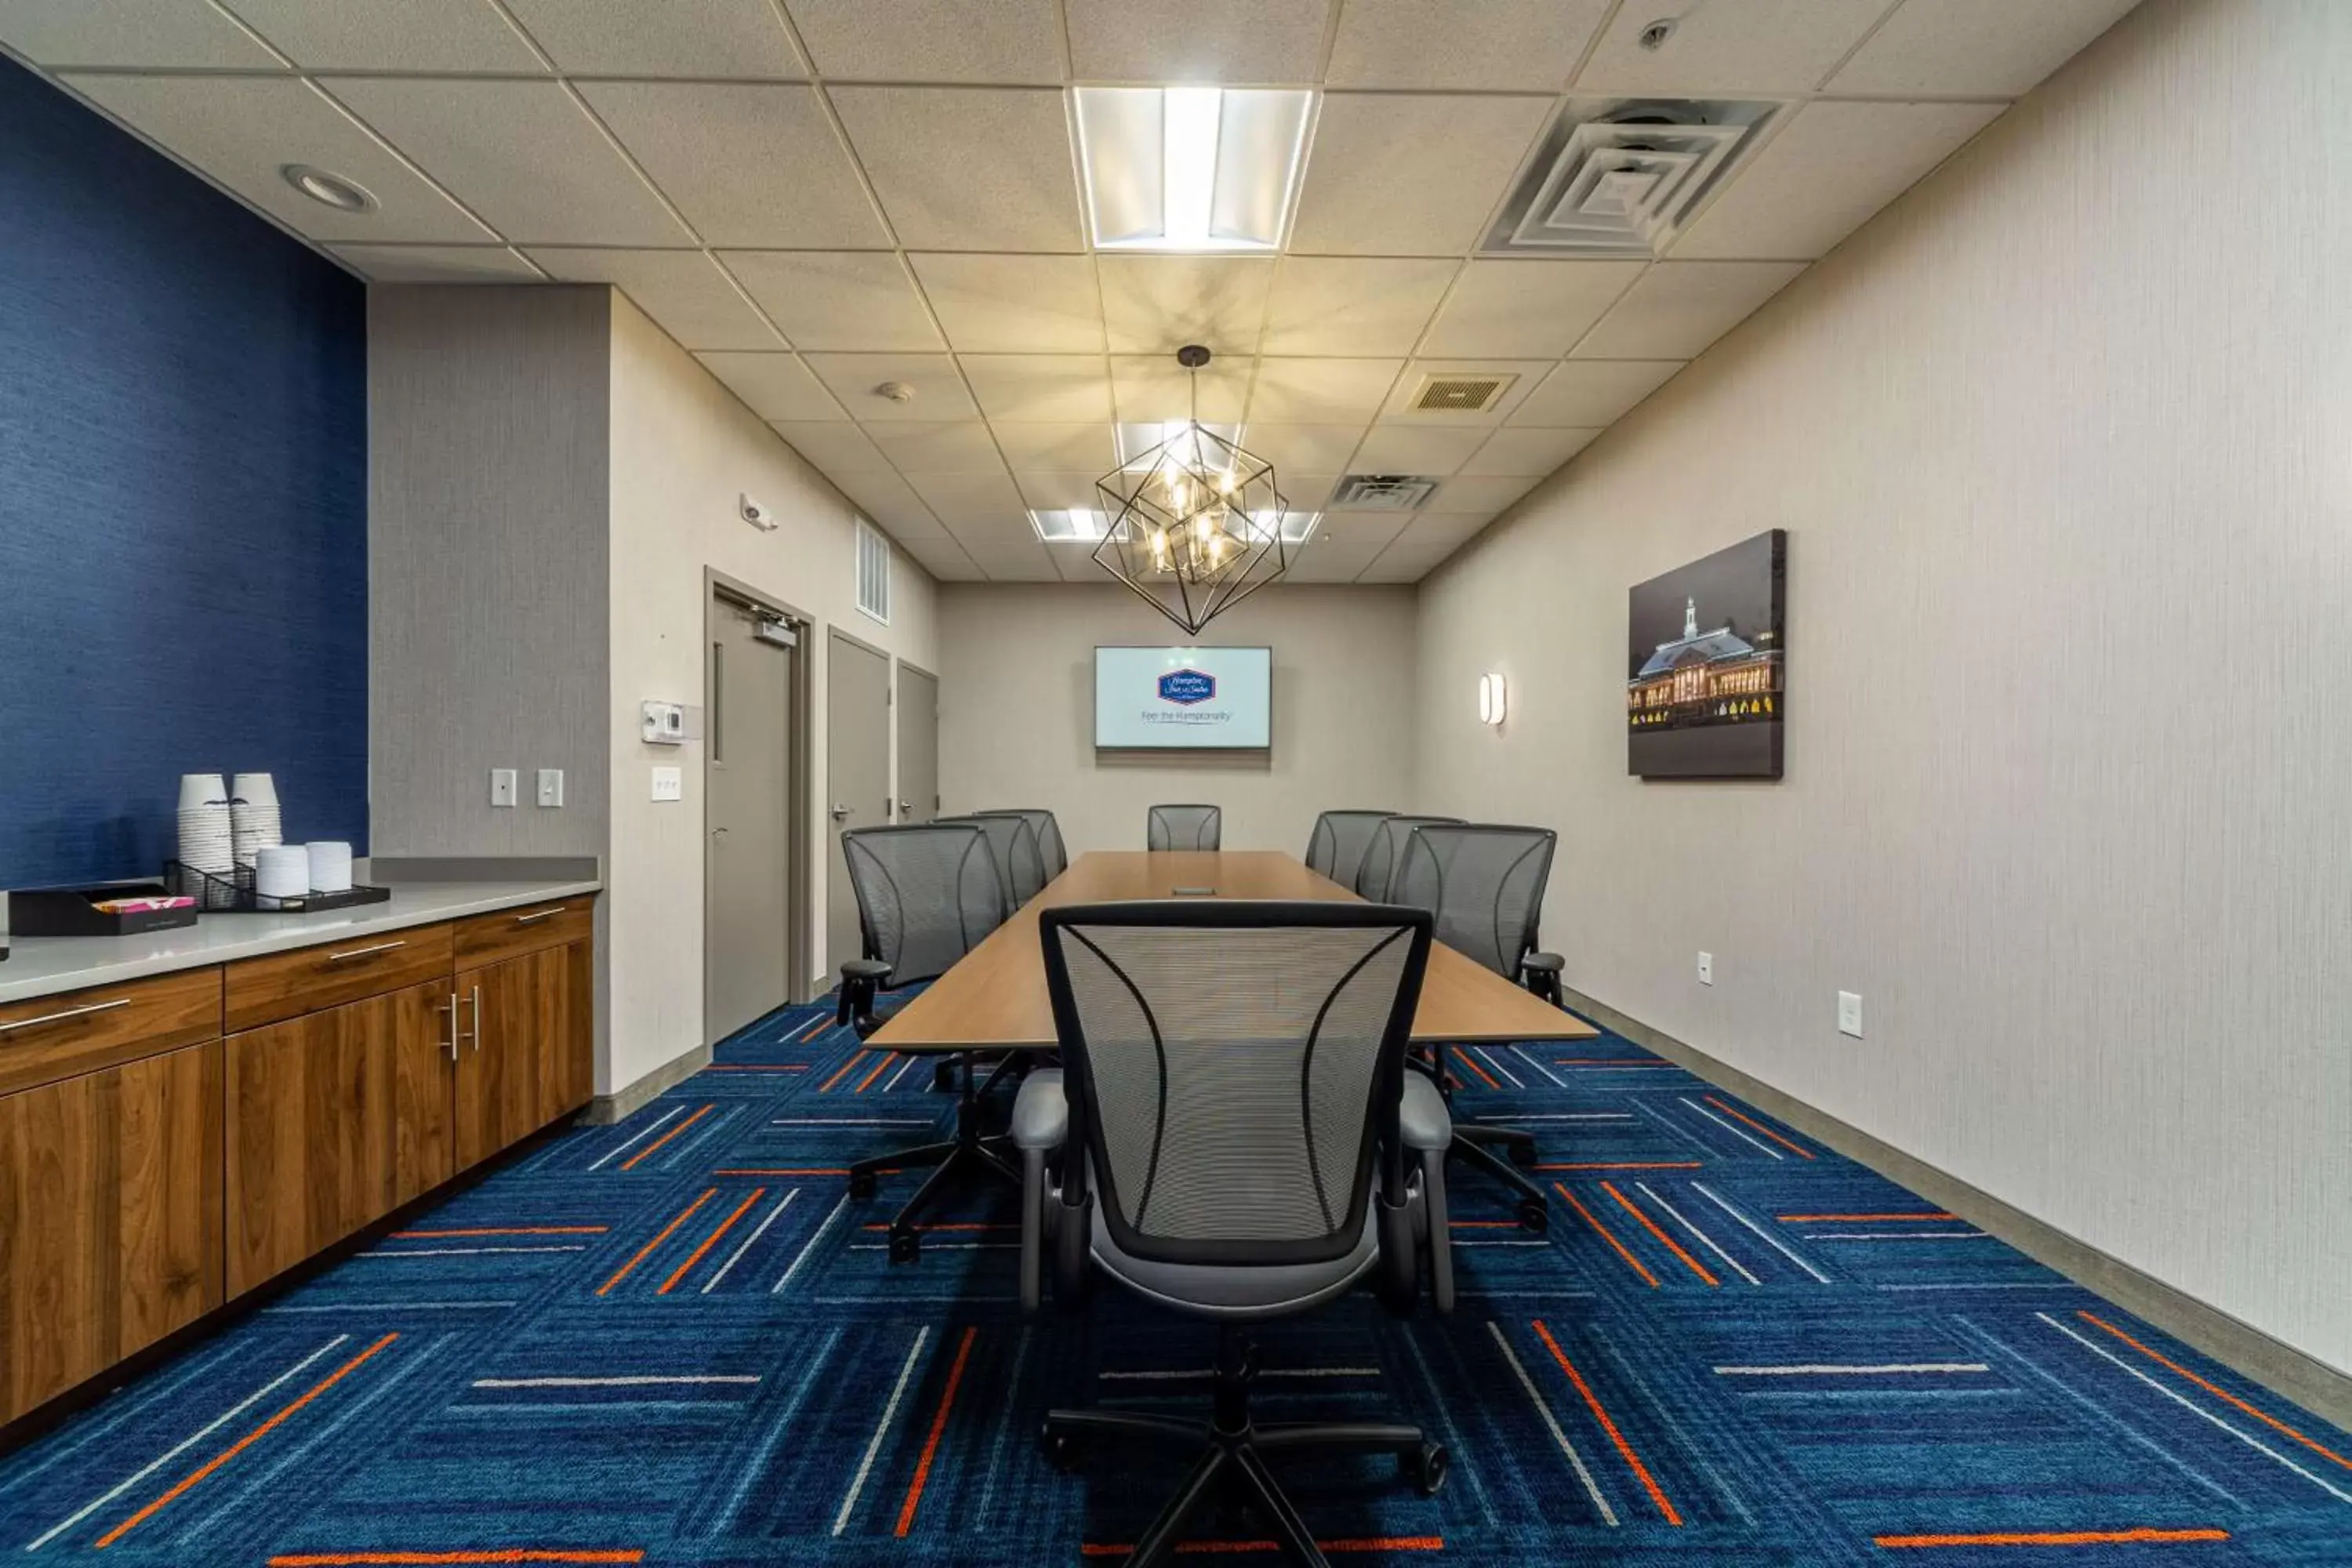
[932,1060,958,1091]
[1040,1425,1081,1472]
[848,1170,877,1200]
[1516,1197,1548,1234]
[888,1227,920,1264]
[1403,1441,1450,1496]
[1507,1141,1539,1169]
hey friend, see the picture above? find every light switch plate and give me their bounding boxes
[536,768,564,808]
[651,765,684,802]
[490,768,517,808]
[1697,952,1713,985]
[1838,990,1864,1038]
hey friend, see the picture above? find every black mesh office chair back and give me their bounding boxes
[1390,822,1557,978]
[1304,809,1392,892]
[1042,902,1431,1269]
[1146,803,1222,851]
[998,808,1069,881]
[840,822,1007,990]
[1352,815,1464,902]
[942,811,1047,907]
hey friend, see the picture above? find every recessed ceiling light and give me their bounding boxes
[1030,508,1109,543]
[281,164,377,213]
[1073,86,1313,252]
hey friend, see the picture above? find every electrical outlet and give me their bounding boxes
[1838,990,1864,1038]
[1697,951,1713,985]
[651,765,684,802]
[536,768,564,808]
[489,768,517,808]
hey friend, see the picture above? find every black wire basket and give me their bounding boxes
[165,860,391,914]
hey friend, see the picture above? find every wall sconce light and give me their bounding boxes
[1477,671,1508,727]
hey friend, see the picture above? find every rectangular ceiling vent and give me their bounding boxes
[1329,475,1438,511]
[1483,97,1782,257]
[1410,372,1515,414]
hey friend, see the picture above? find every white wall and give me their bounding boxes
[606,295,937,1095]
[1414,0,2351,1374]
[938,583,1417,860]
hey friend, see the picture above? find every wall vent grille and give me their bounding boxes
[1483,98,1782,257]
[1411,373,1515,413]
[855,518,891,624]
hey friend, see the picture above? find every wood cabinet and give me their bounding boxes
[0,1040,222,1425]
[455,942,590,1173]
[223,981,456,1298]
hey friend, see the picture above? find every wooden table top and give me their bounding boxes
[869,850,1598,1053]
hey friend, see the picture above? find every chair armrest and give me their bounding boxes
[1399,1071,1452,1152]
[840,958,893,982]
[1520,951,1564,978]
[1011,1068,1067,1152]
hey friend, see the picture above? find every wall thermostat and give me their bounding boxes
[641,700,688,745]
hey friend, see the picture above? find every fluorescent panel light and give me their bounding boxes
[1076,87,1312,253]
[1030,508,1108,543]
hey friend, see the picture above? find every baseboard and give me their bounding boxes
[583,1042,712,1124]
[1563,985,2352,1432]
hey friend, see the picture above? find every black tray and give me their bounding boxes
[164,861,392,915]
[11,880,201,938]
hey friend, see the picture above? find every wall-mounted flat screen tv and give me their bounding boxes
[1094,646,1272,750]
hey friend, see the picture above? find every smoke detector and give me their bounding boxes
[1481,97,1781,257]
[874,380,916,404]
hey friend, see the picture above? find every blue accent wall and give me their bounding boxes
[0,58,368,889]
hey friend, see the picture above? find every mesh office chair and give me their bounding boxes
[1146,803,1222,851]
[1390,823,1566,1289]
[1352,815,1464,902]
[1303,809,1392,891]
[942,812,1047,907]
[997,808,1068,882]
[836,824,1025,1261]
[1032,902,1449,1567]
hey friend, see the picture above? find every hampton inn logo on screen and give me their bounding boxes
[1156,669,1218,706]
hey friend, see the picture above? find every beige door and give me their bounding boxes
[706,591,796,1043]
[826,630,893,975]
[895,662,938,825]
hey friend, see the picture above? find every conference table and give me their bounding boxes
[870,849,1599,1052]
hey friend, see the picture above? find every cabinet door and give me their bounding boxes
[0,1040,223,1425]
[455,944,592,1172]
[224,982,453,1297]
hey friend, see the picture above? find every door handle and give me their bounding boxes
[0,997,131,1034]
[897,800,912,815]
[441,992,459,1062]
[830,803,852,821]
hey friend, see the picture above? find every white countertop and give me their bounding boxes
[0,880,601,1005]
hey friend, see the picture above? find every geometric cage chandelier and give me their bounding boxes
[1092,346,1293,635]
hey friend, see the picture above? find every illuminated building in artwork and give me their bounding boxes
[1627,597,1782,731]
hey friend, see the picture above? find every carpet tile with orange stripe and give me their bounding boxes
[2,1000,2346,1566]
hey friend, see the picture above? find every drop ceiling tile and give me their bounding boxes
[1421,260,1645,359]
[1325,0,1611,90]
[502,0,805,77]
[1281,540,1388,583]
[1347,426,1490,477]
[1377,358,1552,424]
[224,0,541,72]
[1396,513,1499,550]
[964,544,1061,583]
[829,469,948,535]
[901,538,982,579]
[330,245,543,282]
[960,355,1113,423]
[527,249,781,350]
[907,470,1028,525]
[579,83,886,249]
[784,0,1062,82]
[908,254,1105,354]
[829,86,1082,252]
[1258,258,1458,358]
[1288,93,1552,257]
[1508,359,1682,426]
[1110,354,1250,423]
[1246,425,1368,475]
[328,77,687,246]
[64,74,492,245]
[1461,425,1599,476]
[1828,0,2142,96]
[866,420,1007,473]
[1247,359,1404,425]
[771,421,893,471]
[1672,100,2005,261]
[1283,474,1345,512]
[989,423,1117,470]
[1425,474,1537,515]
[1,1,282,68]
[722,252,941,351]
[1359,540,1459,583]
[1310,510,1410,550]
[1575,0,1889,94]
[1012,472,1105,510]
[1097,256,1275,356]
[697,352,848,420]
[1571,260,1807,359]
[1063,0,1331,82]
[803,351,978,420]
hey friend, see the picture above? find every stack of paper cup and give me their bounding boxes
[230,773,283,868]
[304,841,354,895]
[255,845,311,903]
[177,775,234,906]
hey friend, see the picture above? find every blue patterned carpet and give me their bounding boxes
[4,1000,2347,1566]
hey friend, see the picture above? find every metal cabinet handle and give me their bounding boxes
[441,992,459,1062]
[326,940,407,964]
[512,906,568,925]
[0,997,132,1034]
[469,984,482,1053]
